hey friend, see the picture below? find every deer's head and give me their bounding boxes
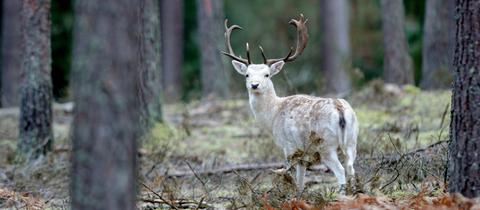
[222,14,308,95]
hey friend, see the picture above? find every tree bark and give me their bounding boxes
[197,0,229,98]
[320,0,352,95]
[448,0,480,198]
[139,0,163,127]
[70,0,140,209]
[161,0,183,103]
[420,0,455,89]
[1,0,22,107]
[17,0,53,161]
[380,0,414,85]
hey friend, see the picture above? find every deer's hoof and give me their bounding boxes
[271,168,288,174]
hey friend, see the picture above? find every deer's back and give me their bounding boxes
[271,95,353,155]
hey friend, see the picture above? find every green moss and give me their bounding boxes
[354,90,451,153]
[356,107,393,129]
[141,123,183,152]
[403,85,421,94]
[389,189,416,199]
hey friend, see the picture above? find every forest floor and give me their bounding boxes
[1,81,479,209]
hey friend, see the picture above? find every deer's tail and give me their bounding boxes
[339,112,347,153]
[334,99,347,153]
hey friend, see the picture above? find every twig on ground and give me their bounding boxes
[144,164,157,179]
[380,165,401,190]
[439,103,450,130]
[141,182,180,210]
[185,161,209,193]
[387,133,401,156]
[233,170,256,193]
[194,196,206,210]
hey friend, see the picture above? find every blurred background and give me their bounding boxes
[2,0,451,106]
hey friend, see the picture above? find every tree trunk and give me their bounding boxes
[380,0,414,85]
[139,0,163,127]
[420,0,455,89]
[448,0,480,198]
[70,0,140,209]
[1,0,22,107]
[320,0,352,95]
[197,0,229,98]
[17,0,53,161]
[161,0,183,103]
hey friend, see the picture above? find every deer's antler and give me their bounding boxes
[221,14,308,66]
[263,14,309,65]
[221,19,251,65]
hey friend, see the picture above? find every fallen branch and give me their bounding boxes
[164,140,448,178]
[166,162,284,178]
[377,140,448,166]
[139,198,212,209]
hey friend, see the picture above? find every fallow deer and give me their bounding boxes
[222,14,358,194]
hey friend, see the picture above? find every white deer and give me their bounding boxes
[222,14,358,194]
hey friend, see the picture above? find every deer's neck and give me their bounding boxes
[248,87,280,131]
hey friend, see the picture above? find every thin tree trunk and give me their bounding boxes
[139,0,163,127]
[420,0,455,89]
[380,0,414,85]
[70,0,140,209]
[1,0,22,107]
[197,0,229,98]
[320,0,352,95]
[17,0,53,161]
[448,0,480,198]
[161,0,183,103]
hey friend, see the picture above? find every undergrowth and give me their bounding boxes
[0,82,461,209]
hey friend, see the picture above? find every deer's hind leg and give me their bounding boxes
[345,110,358,178]
[322,150,346,191]
[345,146,356,177]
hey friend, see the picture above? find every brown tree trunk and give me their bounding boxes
[447,0,480,198]
[380,0,414,85]
[70,0,140,209]
[197,0,229,98]
[320,0,352,95]
[1,0,22,107]
[139,0,163,127]
[17,0,53,161]
[161,0,183,103]
[420,0,455,89]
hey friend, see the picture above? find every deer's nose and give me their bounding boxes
[251,83,259,89]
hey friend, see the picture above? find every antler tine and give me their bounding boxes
[221,19,249,65]
[259,46,267,64]
[246,43,251,65]
[266,14,309,65]
[286,14,308,61]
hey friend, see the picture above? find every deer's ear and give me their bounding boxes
[270,61,285,76]
[231,60,247,75]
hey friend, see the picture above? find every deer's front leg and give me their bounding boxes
[295,163,307,197]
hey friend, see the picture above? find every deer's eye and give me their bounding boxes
[265,74,269,78]
[245,74,249,78]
